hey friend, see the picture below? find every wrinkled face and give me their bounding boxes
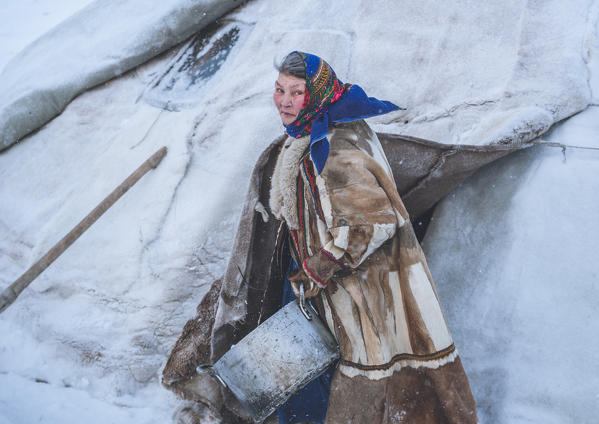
[273,72,306,125]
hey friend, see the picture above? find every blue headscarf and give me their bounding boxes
[283,51,404,174]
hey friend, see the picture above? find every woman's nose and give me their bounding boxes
[281,92,292,107]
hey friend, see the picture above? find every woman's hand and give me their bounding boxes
[288,269,321,298]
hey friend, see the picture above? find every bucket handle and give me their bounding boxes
[299,283,312,321]
[197,364,228,389]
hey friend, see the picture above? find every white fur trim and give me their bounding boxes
[254,201,269,223]
[332,226,349,250]
[395,210,407,227]
[356,223,396,266]
[323,240,345,259]
[338,349,459,380]
[316,217,330,247]
[387,271,413,354]
[408,262,453,351]
[325,283,369,363]
[303,198,313,255]
[269,136,310,229]
[322,293,336,340]
[315,174,333,228]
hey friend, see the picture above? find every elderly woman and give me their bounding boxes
[267,51,477,423]
[163,51,477,424]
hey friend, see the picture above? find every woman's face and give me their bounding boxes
[273,72,306,125]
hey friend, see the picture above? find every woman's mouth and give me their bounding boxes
[280,111,296,122]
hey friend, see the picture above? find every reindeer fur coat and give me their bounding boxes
[163,120,477,424]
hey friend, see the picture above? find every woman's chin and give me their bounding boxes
[280,113,296,125]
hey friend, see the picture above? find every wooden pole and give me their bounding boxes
[0,146,168,314]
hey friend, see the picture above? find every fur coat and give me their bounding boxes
[269,120,477,423]
[162,121,490,423]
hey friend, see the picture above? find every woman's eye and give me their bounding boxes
[294,91,304,96]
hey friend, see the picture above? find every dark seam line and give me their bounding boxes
[339,344,456,371]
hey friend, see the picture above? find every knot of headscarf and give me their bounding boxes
[283,51,404,174]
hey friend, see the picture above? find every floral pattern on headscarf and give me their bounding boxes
[282,51,403,173]
[285,52,352,138]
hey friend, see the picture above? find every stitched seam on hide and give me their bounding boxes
[338,350,459,380]
[301,156,326,221]
[321,248,347,268]
[329,182,378,191]
[339,343,456,371]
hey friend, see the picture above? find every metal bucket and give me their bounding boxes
[198,285,339,423]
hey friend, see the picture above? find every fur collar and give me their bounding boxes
[269,135,311,229]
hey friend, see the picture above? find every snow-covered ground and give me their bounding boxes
[1,1,598,423]
[0,3,185,422]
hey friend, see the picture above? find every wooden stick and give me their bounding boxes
[0,146,168,314]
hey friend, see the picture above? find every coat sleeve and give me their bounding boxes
[301,145,405,288]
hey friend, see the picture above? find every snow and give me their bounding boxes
[0,0,598,423]
[423,142,599,423]
[0,3,280,421]
[0,0,94,74]
[1,369,166,424]
[543,105,599,148]
[0,0,241,150]
[2,0,596,151]
[350,0,594,146]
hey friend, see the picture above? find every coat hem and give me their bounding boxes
[338,345,459,380]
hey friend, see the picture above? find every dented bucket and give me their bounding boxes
[198,285,339,423]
